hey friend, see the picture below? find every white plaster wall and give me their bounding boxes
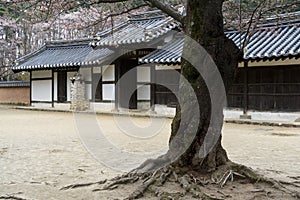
[54,72,57,101]
[79,68,92,81]
[137,84,150,100]
[86,83,92,100]
[32,80,52,101]
[103,84,115,101]
[93,66,101,74]
[32,70,51,78]
[67,72,77,101]
[137,66,151,101]
[137,67,150,82]
[103,65,115,81]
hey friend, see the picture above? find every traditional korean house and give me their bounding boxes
[140,19,300,112]
[12,11,180,111]
[12,11,300,113]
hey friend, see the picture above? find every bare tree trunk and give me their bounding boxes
[168,0,242,172]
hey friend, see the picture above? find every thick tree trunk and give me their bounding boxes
[167,0,242,172]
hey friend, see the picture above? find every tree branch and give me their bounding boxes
[86,0,185,24]
[145,0,185,24]
[242,0,266,50]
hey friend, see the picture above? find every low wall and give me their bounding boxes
[0,81,30,105]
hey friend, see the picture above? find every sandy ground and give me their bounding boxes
[0,108,299,199]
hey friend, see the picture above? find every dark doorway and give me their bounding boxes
[57,71,67,102]
[118,58,138,109]
[92,73,102,102]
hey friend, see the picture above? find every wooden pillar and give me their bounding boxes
[150,64,156,112]
[51,69,54,108]
[91,66,95,102]
[114,62,120,111]
[240,61,251,119]
[29,71,32,106]
[243,61,248,114]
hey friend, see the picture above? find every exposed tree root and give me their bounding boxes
[93,176,139,192]
[211,169,245,187]
[279,180,300,188]
[126,176,156,199]
[58,161,299,199]
[177,174,223,200]
[213,162,300,198]
[60,179,107,190]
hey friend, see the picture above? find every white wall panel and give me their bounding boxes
[102,65,115,81]
[137,84,150,100]
[79,68,92,81]
[32,70,51,78]
[86,83,92,100]
[137,67,150,82]
[102,84,115,101]
[93,66,101,74]
[32,80,52,101]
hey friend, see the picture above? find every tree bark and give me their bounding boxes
[167,0,242,172]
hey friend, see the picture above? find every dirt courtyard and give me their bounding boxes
[0,108,299,199]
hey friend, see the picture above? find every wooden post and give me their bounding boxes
[114,62,120,111]
[91,66,95,102]
[29,71,32,106]
[240,61,251,119]
[150,64,156,112]
[51,69,54,108]
[243,61,248,114]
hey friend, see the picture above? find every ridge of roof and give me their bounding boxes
[45,38,92,45]
[128,10,164,20]
[226,18,300,33]
[92,16,179,47]
[226,11,300,32]
[95,15,168,39]
[95,10,167,38]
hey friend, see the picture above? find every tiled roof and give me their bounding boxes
[0,81,30,87]
[227,22,300,60]
[141,36,184,64]
[91,15,179,47]
[13,11,179,72]
[140,21,300,64]
[12,42,114,72]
